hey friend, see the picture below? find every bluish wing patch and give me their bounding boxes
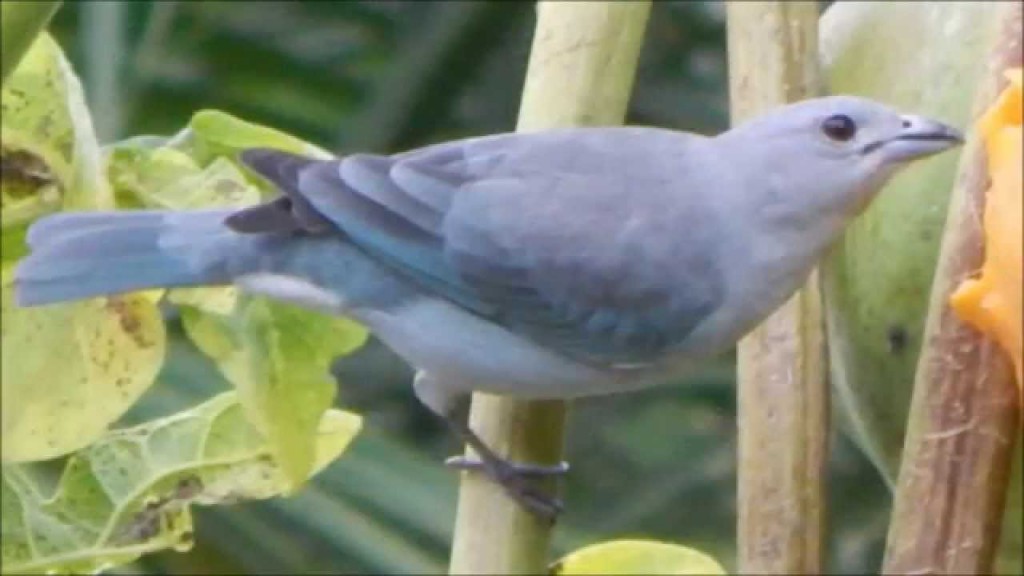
[297,160,495,316]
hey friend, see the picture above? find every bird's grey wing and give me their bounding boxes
[237,130,725,367]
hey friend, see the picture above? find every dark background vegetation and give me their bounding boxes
[47,1,888,574]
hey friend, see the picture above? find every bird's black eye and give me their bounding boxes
[821,114,857,141]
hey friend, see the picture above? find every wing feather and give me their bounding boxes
[237,129,725,366]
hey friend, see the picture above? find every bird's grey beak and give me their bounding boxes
[865,115,965,163]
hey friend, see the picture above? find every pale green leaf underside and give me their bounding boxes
[180,299,368,489]
[1,391,362,575]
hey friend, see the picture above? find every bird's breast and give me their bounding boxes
[357,296,665,400]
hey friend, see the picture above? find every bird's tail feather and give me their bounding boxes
[14,208,242,307]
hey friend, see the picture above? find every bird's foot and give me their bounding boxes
[445,455,570,476]
[446,454,568,521]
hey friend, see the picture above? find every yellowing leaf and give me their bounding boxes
[1,32,110,222]
[551,540,727,575]
[2,31,109,271]
[0,31,162,465]
[0,392,362,575]
[1,290,166,463]
[950,68,1023,392]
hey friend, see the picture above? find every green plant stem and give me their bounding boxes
[447,2,651,574]
[882,4,1022,574]
[726,2,827,574]
[0,0,62,86]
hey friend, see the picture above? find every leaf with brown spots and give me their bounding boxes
[0,30,152,464]
[2,32,109,266]
[1,32,111,225]
[1,286,166,462]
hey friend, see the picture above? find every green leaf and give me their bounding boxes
[100,108,330,316]
[0,391,362,575]
[106,134,261,211]
[123,331,453,575]
[180,301,368,490]
[550,540,727,575]
[184,109,333,167]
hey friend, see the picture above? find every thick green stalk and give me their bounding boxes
[447,2,651,574]
[0,0,62,85]
[726,2,828,574]
[882,4,1022,573]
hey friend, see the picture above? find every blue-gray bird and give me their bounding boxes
[14,96,963,519]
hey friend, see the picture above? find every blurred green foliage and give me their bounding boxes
[42,1,890,574]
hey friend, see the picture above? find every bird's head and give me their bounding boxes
[720,95,964,220]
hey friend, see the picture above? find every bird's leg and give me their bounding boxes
[445,453,570,477]
[412,371,569,521]
[441,411,568,522]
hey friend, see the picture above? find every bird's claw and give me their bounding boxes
[445,455,570,476]
[446,454,569,522]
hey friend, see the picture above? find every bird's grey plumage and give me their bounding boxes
[13,94,964,518]
[13,94,964,448]
[235,127,730,370]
